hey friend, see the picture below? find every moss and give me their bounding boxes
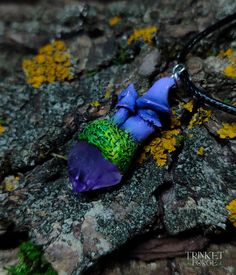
[85,69,100,77]
[113,46,136,65]
[6,241,57,275]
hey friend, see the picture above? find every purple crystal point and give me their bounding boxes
[68,141,122,193]
[113,84,138,126]
[136,77,175,113]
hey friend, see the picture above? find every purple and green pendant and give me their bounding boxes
[68,77,176,192]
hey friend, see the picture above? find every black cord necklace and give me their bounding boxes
[173,12,236,115]
[68,13,236,193]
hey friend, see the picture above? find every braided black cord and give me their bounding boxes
[176,12,236,115]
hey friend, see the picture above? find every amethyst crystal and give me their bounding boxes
[68,141,122,192]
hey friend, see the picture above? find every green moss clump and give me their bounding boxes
[79,119,138,173]
[6,241,57,275]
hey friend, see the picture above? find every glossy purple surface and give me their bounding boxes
[136,77,175,113]
[120,115,155,142]
[68,141,122,193]
[116,83,138,112]
[113,84,138,126]
[138,108,162,127]
[113,77,175,142]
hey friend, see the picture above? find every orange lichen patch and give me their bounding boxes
[139,129,181,167]
[217,123,236,139]
[197,146,204,156]
[188,108,212,129]
[22,40,74,88]
[109,16,121,27]
[128,26,157,44]
[218,48,236,78]
[226,199,236,228]
[224,65,236,77]
[0,124,5,134]
[218,48,234,58]
[180,100,194,112]
[2,175,20,192]
[90,101,101,107]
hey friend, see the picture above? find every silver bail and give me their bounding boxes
[171,64,186,85]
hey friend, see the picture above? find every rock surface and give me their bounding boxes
[0,0,236,274]
[90,242,236,275]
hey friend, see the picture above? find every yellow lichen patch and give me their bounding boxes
[139,129,181,167]
[180,100,194,112]
[217,123,236,139]
[218,48,234,58]
[226,199,236,228]
[109,16,121,27]
[22,40,74,88]
[2,176,20,192]
[197,146,204,156]
[188,108,212,129]
[224,65,236,78]
[90,101,101,108]
[104,90,111,99]
[0,124,5,134]
[128,26,157,44]
[218,48,236,78]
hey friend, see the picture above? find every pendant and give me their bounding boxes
[68,77,176,193]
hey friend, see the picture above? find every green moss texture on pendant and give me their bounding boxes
[79,119,138,173]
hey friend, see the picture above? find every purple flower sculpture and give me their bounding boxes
[68,76,176,192]
[115,77,175,142]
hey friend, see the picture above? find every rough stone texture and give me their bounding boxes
[1,158,165,274]
[0,248,19,275]
[0,0,236,274]
[162,125,235,234]
[138,49,161,77]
